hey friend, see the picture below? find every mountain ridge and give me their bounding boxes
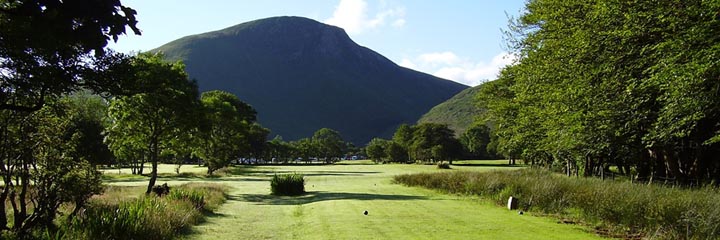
[154,16,467,144]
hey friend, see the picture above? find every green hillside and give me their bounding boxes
[154,16,467,145]
[417,84,484,136]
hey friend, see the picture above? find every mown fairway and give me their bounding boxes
[106,161,603,240]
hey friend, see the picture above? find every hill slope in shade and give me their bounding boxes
[154,16,467,144]
[418,84,484,136]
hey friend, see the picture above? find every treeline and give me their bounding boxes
[478,0,720,184]
[365,123,498,164]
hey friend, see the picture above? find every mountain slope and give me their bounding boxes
[154,16,467,144]
[418,84,484,136]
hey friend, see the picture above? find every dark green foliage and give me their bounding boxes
[365,138,388,163]
[384,141,408,163]
[394,169,720,239]
[0,0,139,113]
[312,128,346,163]
[480,0,720,181]
[408,123,462,163]
[270,174,305,196]
[153,16,467,145]
[418,85,485,136]
[196,90,259,174]
[63,92,114,165]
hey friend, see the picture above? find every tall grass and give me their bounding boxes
[270,173,305,196]
[393,168,720,239]
[62,183,228,240]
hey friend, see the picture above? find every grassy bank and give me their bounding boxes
[393,168,720,239]
[60,183,228,240]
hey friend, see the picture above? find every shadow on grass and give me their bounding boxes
[222,166,381,177]
[235,191,427,205]
[101,175,268,183]
[451,163,527,168]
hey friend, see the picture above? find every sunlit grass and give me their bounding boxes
[134,163,602,240]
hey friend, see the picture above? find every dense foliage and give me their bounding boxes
[196,90,262,174]
[0,0,139,236]
[366,123,464,164]
[480,0,720,183]
[394,169,720,239]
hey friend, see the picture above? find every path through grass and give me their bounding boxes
[108,161,603,239]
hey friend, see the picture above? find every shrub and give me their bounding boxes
[393,168,720,239]
[437,162,451,169]
[271,173,305,196]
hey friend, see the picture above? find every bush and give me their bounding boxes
[437,162,451,169]
[63,183,228,240]
[271,173,305,196]
[393,168,720,239]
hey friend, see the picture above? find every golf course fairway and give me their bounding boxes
[108,161,604,239]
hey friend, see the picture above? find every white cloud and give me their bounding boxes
[392,18,406,27]
[400,51,517,86]
[325,0,405,35]
[418,51,460,65]
[399,58,416,69]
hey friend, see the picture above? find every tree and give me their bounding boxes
[106,53,200,194]
[63,92,114,166]
[195,90,257,174]
[366,138,389,163]
[0,101,103,233]
[480,0,720,182]
[459,125,493,160]
[392,124,415,149]
[312,128,345,163]
[385,141,409,163]
[0,0,140,113]
[408,123,462,163]
[0,0,139,235]
[292,138,318,164]
[247,123,270,160]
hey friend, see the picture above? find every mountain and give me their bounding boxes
[153,16,467,145]
[417,84,484,136]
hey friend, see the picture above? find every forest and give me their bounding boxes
[478,0,720,184]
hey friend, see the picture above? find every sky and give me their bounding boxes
[109,0,527,87]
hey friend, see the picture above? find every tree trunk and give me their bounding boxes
[145,140,159,195]
[0,181,9,229]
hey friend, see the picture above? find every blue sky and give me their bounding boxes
[109,0,527,86]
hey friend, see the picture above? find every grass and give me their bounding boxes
[63,183,228,240]
[393,168,720,239]
[96,161,604,240]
